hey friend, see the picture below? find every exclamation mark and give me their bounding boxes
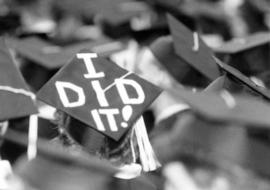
[121,105,133,128]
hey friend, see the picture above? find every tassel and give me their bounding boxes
[134,116,161,172]
[27,114,38,160]
[0,121,8,136]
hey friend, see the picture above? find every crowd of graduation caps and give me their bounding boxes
[0,0,270,189]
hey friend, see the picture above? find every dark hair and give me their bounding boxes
[55,110,137,165]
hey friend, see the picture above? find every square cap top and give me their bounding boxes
[169,87,270,128]
[1,129,117,175]
[215,58,270,101]
[0,37,37,121]
[37,50,162,140]
[98,1,150,26]
[167,14,220,81]
[7,37,125,69]
[154,112,270,177]
[149,36,210,87]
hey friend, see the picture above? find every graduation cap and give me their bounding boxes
[97,1,160,39]
[2,128,117,173]
[150,14,220,86]
[154,113,270,177]
[154,88,270,176]
[167,14,220,81]
[214,57,270,101]
[170,87,270,127]
[0,128,118,190]
[0,37,37,121]
[7,36,125,70]
[1,128,158,190]
[37,50,162,141]
[149,36,210,88]
[214,32,270,76]
[98,1,149,26]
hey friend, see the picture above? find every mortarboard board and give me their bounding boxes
[166,14,221,81]
[0,128,118,190]
[214,32,270,76]
[97,1,162,39]
[214,57,270,101]
[1,129,158,190]
[1,128,117,174]
[149,36,209,87]
[153,112,270,177]
[98,1,150,26]
[7,36,126,70]
[0,37,37,121]
[36,50,162,141]
[169,87,270,128]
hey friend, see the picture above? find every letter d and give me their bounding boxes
[55,81,86,108]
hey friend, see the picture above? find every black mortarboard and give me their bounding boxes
[214,32,270,76]
[36,50,161,140]
[170,87,270,127]
[2,128,117,174]
[0,37,37,121]
[0,128,118,190]
[7,36,125,70]
[154,88,270,176]
[97,1,161,39]
[154,113,270,177]
[214,58,270,101]
[166,14,220,81]
[149,36,209,87]
[1,129,158,190]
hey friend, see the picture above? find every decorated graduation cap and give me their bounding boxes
[154,88,270,176]
[214,32,270,76]
[7,36,125,70]
[0,37,37,121]
[214,57,270,101]
[37,49,162,141]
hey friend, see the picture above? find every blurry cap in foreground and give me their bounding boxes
[0,37,37,121]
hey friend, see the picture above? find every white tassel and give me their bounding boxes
[0,121,9,161]
[27,114,38,160]
[134,116,161,172]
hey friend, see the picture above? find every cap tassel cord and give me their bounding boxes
[192,32,199,52]
[0,85,35,100]
[130,126,137,163]
[27,114,38,160]
[0,121,8,137]
[134,116,161,172]
[0,121,9,160]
